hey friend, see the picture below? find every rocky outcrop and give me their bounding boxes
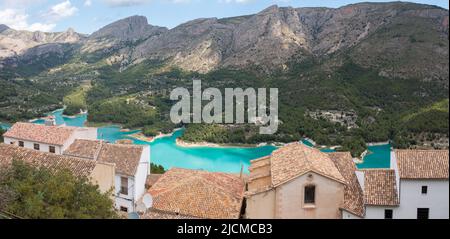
[0,2,448,80]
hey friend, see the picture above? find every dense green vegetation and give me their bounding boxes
[63,82,91,115]
[0,128,5,143]
[150,163,166,174]
[0,160,118,219]
[1,12,447,156]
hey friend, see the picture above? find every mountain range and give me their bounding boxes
[0,1,448,149]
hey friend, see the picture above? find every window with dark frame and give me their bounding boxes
[33,143,40,150]
[384,209,393,219]
[421,186,428,194]
[49,146,56,154]
[18,141,24,147]
[417,208,429,219]
[120,177,128,195]
[120,206,128,212]
[304,185,316,204]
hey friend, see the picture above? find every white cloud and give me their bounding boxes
[102,0,150,7]
[0,8,55,32]
[84,0,93,7]
[45,0,78,20]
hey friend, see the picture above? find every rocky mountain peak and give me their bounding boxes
[89,15,167,42]
[0,24,9,33]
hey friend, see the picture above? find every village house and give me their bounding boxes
[245,143,364,219]
[63,139,150,213]
[245,143,449,219]
[362,150,449,219]
[3,122,97,154]
[0,144,115,194]
[142,168,245,219]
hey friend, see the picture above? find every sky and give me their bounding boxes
[0,0,448,34]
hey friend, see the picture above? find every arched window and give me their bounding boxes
[304,185,316,204]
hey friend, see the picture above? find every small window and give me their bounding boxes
[10,142,14,145]
[417,208,429,219]
[33,143,40,150]
[421,186,428,194]
[120,206,128,212]
[18,141,24,147]
[120,177,128,195]
[304,185,316,204]
[384,209,393,219]
[49,146,56,154]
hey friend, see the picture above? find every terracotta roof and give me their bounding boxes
[362,169,399,206]
[3,122,76,145]
[329,152,365,217]
[149,168,245,219]
[146,174,163,189]
[97,143,144,176]
[63,139,145,177]
[270,143,346,186]
[395,150,449,179]
[141,209,200,219]
[64,139,103,159]
[0,144,96,178]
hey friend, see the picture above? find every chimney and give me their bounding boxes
[44,116,56,126]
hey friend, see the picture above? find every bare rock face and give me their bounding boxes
[89,15,167,42]
[82,15,167,53]
[0,2,448,82]
[0,27,85,59]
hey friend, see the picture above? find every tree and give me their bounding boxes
[150,163,166,174]
[0,128,5,143]
[0,160,118,219]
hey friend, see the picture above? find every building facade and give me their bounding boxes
[3,122,97,154]
[246,143,449,219]
[63,139,150,213]
[245,143,364,219]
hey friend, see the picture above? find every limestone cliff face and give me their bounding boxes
[0,25,85,58]
[0,2,448,80]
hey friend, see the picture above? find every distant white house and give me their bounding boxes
[63,139,150,213]
[3,122,97,154]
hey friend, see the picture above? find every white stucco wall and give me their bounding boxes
[62,127,98,152]
[112,145,150,213]
[395,179,449,219]
[365,206,398,219]
[134,145,150,202]
[4,137,63,154]
[115,174,135,212]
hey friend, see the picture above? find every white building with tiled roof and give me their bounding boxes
[0,144,115,195]
[356,150,448,219]
[3,122,97,154]
[246,143,449,219]
[63,139,150,213]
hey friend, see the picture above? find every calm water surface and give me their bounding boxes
[4,110,391,172]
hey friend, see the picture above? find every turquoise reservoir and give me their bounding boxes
[357,144,392,169]
[14,110,391,172]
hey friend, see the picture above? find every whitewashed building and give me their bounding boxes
[361,150,449,219]
[63,139,150,213]
[3,122,97,154]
